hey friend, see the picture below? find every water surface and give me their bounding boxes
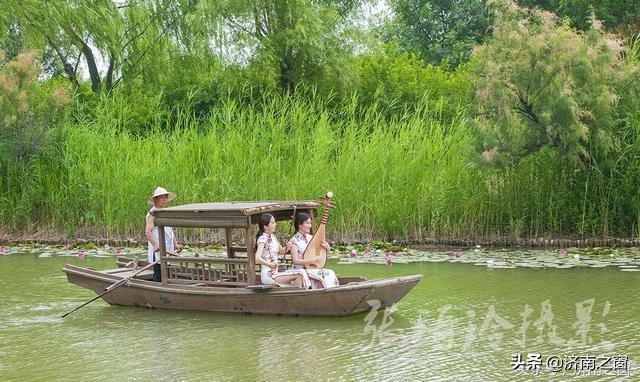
[0,247,638,381]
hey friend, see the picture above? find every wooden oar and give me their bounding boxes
[61,259,159,318]
[122,259,135,268]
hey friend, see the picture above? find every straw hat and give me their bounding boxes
[147,186,177,205]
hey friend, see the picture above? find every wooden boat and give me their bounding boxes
[63,201,422,316]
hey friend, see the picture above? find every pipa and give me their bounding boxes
[305,191,336,269]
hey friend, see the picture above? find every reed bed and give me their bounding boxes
[1,94,637,241]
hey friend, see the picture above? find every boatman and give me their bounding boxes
[145,186,181,282]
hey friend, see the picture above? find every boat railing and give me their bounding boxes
[163,256,250,286]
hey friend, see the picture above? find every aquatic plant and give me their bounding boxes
[3,91,640,242]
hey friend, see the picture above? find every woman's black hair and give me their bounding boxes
[294,212,311,232]
[256,213,274,243]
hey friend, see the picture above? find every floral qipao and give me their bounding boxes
[290,232,340,288]
[257,233,310,288]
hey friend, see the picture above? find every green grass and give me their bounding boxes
[1,93,639,241]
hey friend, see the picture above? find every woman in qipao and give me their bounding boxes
[289,212,339,288]
[255,213,310,288]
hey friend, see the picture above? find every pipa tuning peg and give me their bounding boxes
[318,190,335,208]
[321,200,336,209]
[319,191,333,200]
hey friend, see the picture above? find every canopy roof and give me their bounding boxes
[151,201,320,228]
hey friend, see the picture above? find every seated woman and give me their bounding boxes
[255,213,310,288]
[289,212,340,288]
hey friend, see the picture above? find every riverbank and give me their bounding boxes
[2,228,639,249]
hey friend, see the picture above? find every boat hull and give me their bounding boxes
[64,264,422,316]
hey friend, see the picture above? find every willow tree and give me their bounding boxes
[2,0,188,93]
[470,0,637,171]
[193,0,366,95]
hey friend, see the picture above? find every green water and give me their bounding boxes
[0,249,638,381]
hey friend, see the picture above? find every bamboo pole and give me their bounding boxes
[61,260,159,318]
[159,226,167,286]
[246,217,256,284]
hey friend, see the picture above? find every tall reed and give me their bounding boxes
[2,93,638,241]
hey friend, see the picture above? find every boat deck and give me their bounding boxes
[103,267,154,280]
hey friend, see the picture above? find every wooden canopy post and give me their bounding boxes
[225,228,234,258]
[246,217,256,284]
[158,226,168,286]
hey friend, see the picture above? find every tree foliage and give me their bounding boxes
[354,43,471,117]
[189,0,365,95]
[470,0,638,171]
[0,50,70,189]
[518,0,640,36]
[2,0,191,93]
[2,0,640,237]
[384,0,493,66]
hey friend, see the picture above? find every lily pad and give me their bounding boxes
[487,264,516,269]
[552,264,576,269]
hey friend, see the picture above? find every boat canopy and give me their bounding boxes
[151,201,320,228]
